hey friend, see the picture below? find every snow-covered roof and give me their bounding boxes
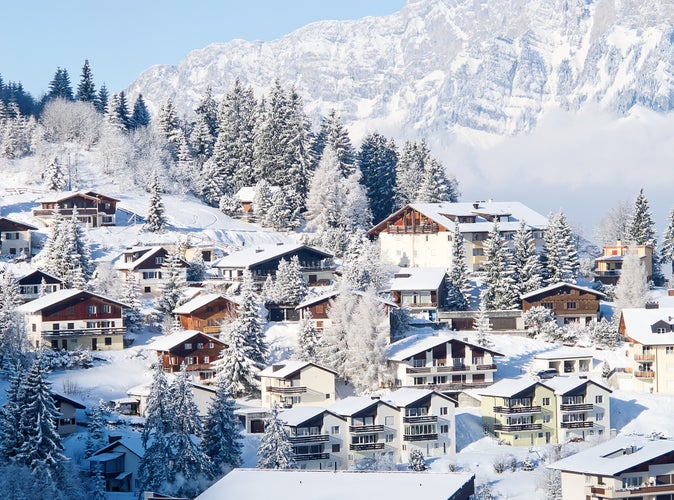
[197,469,475,500]
[542,376,611,395]
[328,396,389,416]
[620,307,674,345]
[17,289,128,313]
[127,384,151,398]
[521,282,606,300]
[114,246,189,271]
[259,360,337,379]
[235,185,280,202]
[213,243,331,269]
[0,216,37,231]
[390,267,447,291]
[17,269,64,284]
[279,406,329,427]
[387,332,504,362]
[146,330,224,352]
[52,391,86,409]
[92,436,144,460]
[548,435,674,476]
[381,388,451,408]
[35,190,101,203]
[172,293,239,314]
[479,377,538,398]
[533,346,596,361]
[295,290,398,310]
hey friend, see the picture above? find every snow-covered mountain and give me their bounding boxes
[127,0,674,141]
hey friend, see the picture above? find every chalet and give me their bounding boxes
[595,241,653,285]
[33,190,119,227]
[17,289,127,351]
[548,435,674,499]
[235,185,280,215]
[368,201,547,271]
[146,330,227,383]
[387,333,503,394]
[213,243,334,286]
[114,246,189,296]
[126,381,217,418]
[89,437,143,493]
[53,391,85,436]
[532,347,595,376]
[0,216,37,257]
[259,361,337,409]
[16,269,65,302]
[521,282,606,325]
[390,267,448,321]
[618,307,674,393]
[196,469,475,500]
[480,376,611,446]
[173,293,239,335]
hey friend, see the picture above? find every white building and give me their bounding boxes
[0,216,36,258]
[532,347,595,376]
[259,361,337,409]
[114,246,189,296]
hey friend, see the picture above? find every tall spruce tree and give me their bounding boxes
[215,317,258,398]
[201,376,243,473]
[446,222,471,310]
[615,250,649,310]
[121,274,143,332]
[416,150,459,203]
[47,68,73,101]
[256,403,296,470]
[296,312,322,363]
[394,141,425,209]
[661,207,674,276]
[129,94,150,129]
[312,109,356,177]
[95,83,108,114]
[75,60,96,103]
[0,362,24,461]
[145,171,167,232]
[474,297,494,347]
[252,80,290,185]
[236,270,267,367]
[481,222,518,310]
[627,188,663,284]
[510,220,543,297]
[357,133,398,224]
[318,283,356,379]
[155,247,186,316]
[541,211,579,285]
[272,256,307,305]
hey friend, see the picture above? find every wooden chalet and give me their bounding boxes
[173,293,239,334]
[390,267,448,321]
[146,330,227,383]
[33,190,119,227]
[89,438,143,494]
[16,269,65,302]
[521,282,606,325]
[115,246,189,296]
[295,290,398,330]
[17,289,128,351]
[0,216,37,257]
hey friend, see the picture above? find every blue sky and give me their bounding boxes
[0,1,406,97]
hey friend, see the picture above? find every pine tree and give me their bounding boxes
[394,141,425,209]
[474,297,494,347]
[95,84,108,114]
[76,60,96,103]
[511,220,543,297]
[104,93,126,131]
[199,158,231,207]
[358,133,397,224]
[296,312,322,362]
[0,269,25,363]
[283,86,314,221]
[84,401,107,458]
[408,449,427,471]
[155,248,186,316]
[541,211,579,285]
[215,318,258,398]
[40,211,94,288]
[590,318,620,348]
[129,94,151,129]
[145,171,167,232]
[265,189,294,231]
[661,207,674,276]
[167,366,213,496]
[190,86,218,159]
[319,283,357,379]
[157,97,182,147]
[252,179,274,227]
[115,91,130,130]
[481,223,518,310]
[626,188,664,284]
[43,157,67,191]
[615,250,649,310]
[416,151,459,203]
[121,274,144,333]
[256,403,296,470]
[272,256,307,305]
[47,68,73,101]
[0,362,25,461]
[201,376,243,474]
[252,80,290,184]
[341,232,384,291]
[447,222,471,311]
[236,270,267,367]
[312,110,356,177]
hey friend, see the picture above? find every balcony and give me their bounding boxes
[294,452,330,462]
[634,354,655,362]
[42,328,126,338]
[635,371,655,379]
[349,442,385,451]
[403,433,438,442]
[349,425,384,433]
[561,421,593,429]
[494,423,542,432]
[266,386,308,395]
[387,223,438,234]
[403,415,437,424]
[560,403,594,412]
[586,483,674,498]
[477,364,497,371]
[289,434,329,444]
[493,406,542,415]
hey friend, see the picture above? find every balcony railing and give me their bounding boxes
[289,434,330,444]
[266,386,307,395]
[635,371,655,379]
[403,415,437,424]
[294,452,330,462]
[587,483,674,497]
[477,364,497,371]
[42,328,126,338]
[560,403,594,412]
[634,354,655,361]
[349,442,385,451]
[493,406,542,414]
[387,223,438,234]
[560,421,593,429]
[349,425,384,433]
[403,433,438,442]
[494,423,542,432]
[406,363,497,374]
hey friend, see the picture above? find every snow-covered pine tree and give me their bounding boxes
[661,207,674,276]
[358,132,398,225]
[114,91,131,130]
[47,68,73,101]
[236,270,267,367]
[257,403,296,470]
[272,256,307,306]
[481,223,518,310]
[522,306,558,339]
[84,401,107,458]
[129,94,150,130]
[339,168,373,234]
[252,81,290,185]
[312,109,356,178]
[341,231,384,291]
[305,144,345,244]
[121,273,143,333]
[615,250,649,310]
[214,318,259,398]
[318,283,357,379]
[157,97,182,148]
[627,188,663,284]
[393,141,425,209]
[95,84,109,114]
[296,312,322,363]
[474,297,494,347]
[155,247,186,317]
[253,179,274,227]
[541,211,579,285]
[138,363,174,493]
[145,170,167,233]
[201,375,243,474]
[261,274,278,305]
[265,189,294,231]
[199,158,231,207]
[590,318,620,348]
[167,366,214,496]
[408,448,427,471]
[64,209,95,288]
[43,157,67,191]
[0,362,24,461]
[416,148,459,203]
[511,220,543,297]
[75,60,96,103]
[189,86,218,160]
[446,222,471,311]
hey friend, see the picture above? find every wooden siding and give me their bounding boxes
[374,207,450,235]
[177,298,238,333]
[41,296,123,322]
[522,286,601,316]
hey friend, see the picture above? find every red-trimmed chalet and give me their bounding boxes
[173,293,239,335]
[33,190,119,227]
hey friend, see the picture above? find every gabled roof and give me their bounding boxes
[0,216,37,232]
[548,435,674,476]
[83,190,120,202]
[328,396,397,416]
[542,376,611,395]
[115,246,189,271]
[173,293,239,315]
[387,332,504,362]
[295,290,398,310]
[146,330,225,352]
[521,282,606,301]
[279,406,345,427]
[17,289,128,313]
[620,307,674,346]
[35,190,101,203]
[259,360,337,379]
[534,346,595,361]
[479,377,538,398]
[382,388,456,408]
[213,243,332,269]
[52,391,86,409]
[17,269,65,285]
[92,437,143,460]
[390,267,447,292]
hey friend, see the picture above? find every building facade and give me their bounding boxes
[521,282,606,325]
[0,217,36,257]
[260,361,337,409]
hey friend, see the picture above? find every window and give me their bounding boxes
[325,393,331,399]
[332,444,340,453]
[31,323,36,332]
[543,415,551,423]
[207,342,214,348]
[386,434,394,443]
[542,398,550,406]
[566,302,577,309]
[541,302,553,309]
[385,416,394,426]
[185,343,192,350]
[67,323,74,329]
[144,286,151,293]
[472,248,484,257]
[330,426,340,435]
[155,257,164,265]
[53,323,60,331]
[621,476,643,489]
[203,356,209,363]
[88,305,97,314]
[667,346,674,355]
[596,413,603,421]
[440,407,448,415]
[197,343,204,349]
[595,395,603,404]
[440,425,449,433]
[103,305,111,314]
[104,337,112,346]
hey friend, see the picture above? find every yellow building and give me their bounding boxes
[595,242,653,285]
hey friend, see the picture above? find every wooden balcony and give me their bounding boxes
[266,386,308,395]
[494,423,542,432]
[635,371,655,379]
[349,442,385,451]
[294,452,330,462]
[349,425,384,433]
[42,328,126,338]
[403,433,438,442]
[476,364,497,371]
[493,406,541,415]
[561,421,593,429]
[289,434,329,444]
[403,415,437,424]
[560,403,594,412]
[386,223,439,234]
[634,354,655,361]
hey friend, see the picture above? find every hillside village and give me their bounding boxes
[3,68,674,500]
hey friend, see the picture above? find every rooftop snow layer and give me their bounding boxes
[479,377,538,398]
[213,243,330,268]
[387,332,504,362]
[534,346,596,360]
[520,281,606,300]
[390,267,447,291]
[620,307,674,345]
[279,406,329,427]
[145,330,222,351]
[172,293,239,314]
